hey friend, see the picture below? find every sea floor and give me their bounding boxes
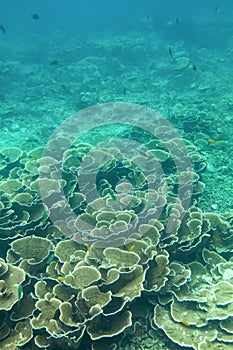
[1,24,232,216]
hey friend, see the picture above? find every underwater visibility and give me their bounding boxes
[0,0,233,349]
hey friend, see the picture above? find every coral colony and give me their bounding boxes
[0,124,232,349]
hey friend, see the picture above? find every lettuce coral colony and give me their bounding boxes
[0,126,232,350]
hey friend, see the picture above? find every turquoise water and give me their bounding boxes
[0,1,233,349]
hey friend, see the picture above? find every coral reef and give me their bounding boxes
[0,136,232,350]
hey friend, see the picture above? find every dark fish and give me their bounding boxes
[31,13,39,20]
[214,5,220,13]
[146,13,150,21]
[50,60,59,66]
[175,18,179,24]
[0,24,6,34]
[168,47,174,58]
[192,64,197,71]
[123,88,126,96]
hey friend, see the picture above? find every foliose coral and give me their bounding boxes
[0,131,231,350]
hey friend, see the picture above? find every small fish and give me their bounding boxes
[42,208,48,224]
[214,5,220,13]
[175,18,179,24]
[129,244,135,251]
[146,13,150,21]
[84,243,91,253]
[47,252,54,264]
[50,60,59,66]
[0,24,6,34]
[145,200,157,208]
[168,47,174,58]
[208,138,223,145]
[192,64,197,71]
[123,88,126,96]
[181,319,190,327]
[57,276,65,281]
[31,13,39,20]
[18,285,23,301]
[109,191,116,200]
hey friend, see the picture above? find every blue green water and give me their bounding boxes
[0,1,233,349]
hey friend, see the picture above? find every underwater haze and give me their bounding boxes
[0,1,233,350]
